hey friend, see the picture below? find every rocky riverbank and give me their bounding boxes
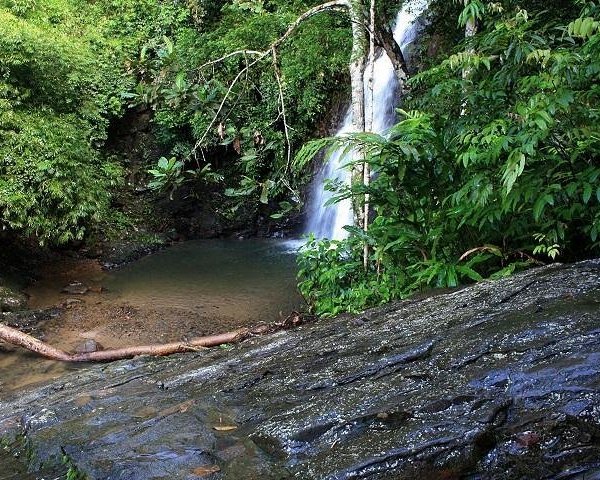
[1,260,600,479]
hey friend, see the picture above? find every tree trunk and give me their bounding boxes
[464,4,477,39]
[375,18,409,87]
[461,0,478,115]
[363,0,375,270]
[349,0,367,228]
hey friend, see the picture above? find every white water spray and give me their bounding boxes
[304,0,428,240]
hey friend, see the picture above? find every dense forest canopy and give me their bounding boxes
[0,0,128,243]
[0,0,599,316]
[0,0,361,243]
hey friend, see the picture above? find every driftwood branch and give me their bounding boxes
[0,323,249,362]
[0,312,310,363]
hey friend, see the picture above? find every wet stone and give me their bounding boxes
[1,308,59,336]
[1,260,600,479]
[64,298,83,308]
[74,339,104,354]
[61,281,89,295]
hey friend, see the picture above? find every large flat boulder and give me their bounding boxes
[1,261,600,479]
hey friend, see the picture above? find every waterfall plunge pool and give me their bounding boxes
[0,239,303,396]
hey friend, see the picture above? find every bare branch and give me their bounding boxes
[193,53,269,152]
[270,0,349,51]
[192,0,349,154]
[0,322,249,362]
[198,49,263,71]
[272,47,292,174]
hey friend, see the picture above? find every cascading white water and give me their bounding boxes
[304,0,428,240]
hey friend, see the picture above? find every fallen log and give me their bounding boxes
[0,322,250,362]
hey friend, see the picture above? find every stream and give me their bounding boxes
[0,239,302,397]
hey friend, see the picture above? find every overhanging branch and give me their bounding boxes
[192,0,350,154]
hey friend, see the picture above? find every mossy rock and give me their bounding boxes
[100,231,168,269]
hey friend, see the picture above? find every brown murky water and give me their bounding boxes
[0,239,303,396]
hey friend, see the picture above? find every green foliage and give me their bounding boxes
[129,0,354,214]
[0,0,402,242]
[457,0,485,27]
[148,157,186,198]
[298,234,408,316]
[148,156,223,200]
[0,109,122,244]
[0,0,214,245]
[61,447,86,480]
[298,0,600,315]
[0,1,138,244]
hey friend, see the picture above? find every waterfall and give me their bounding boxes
[304,0,428,240]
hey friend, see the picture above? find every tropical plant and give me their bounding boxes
[297,0,600,315]
[0,1,133,244]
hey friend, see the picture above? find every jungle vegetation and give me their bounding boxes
[297,0,600,315]
[0,0,360,243]
[0,0,598,316]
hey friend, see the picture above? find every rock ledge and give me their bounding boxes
[1,261,600,479]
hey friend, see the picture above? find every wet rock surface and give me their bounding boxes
[1,261,600,479]
[0,308,61,337]
[74,339,104,354]
[61,281,89,295]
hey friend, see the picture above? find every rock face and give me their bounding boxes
[1,261,600,479]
